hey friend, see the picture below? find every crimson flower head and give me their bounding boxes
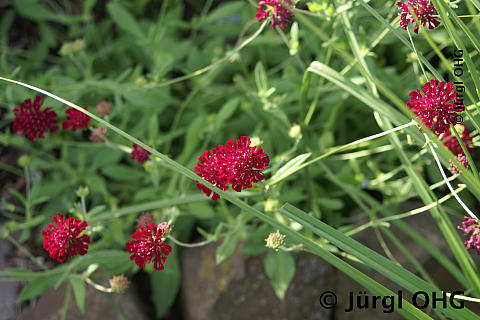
[12,96,58,141]
[90,127,106,143]
[441,124,474,156]
[449,153,470,174]
[195,136,270,200]
[407,80,459,135]
[63,107,90,131]
[95,101,112,116]
[255,0,294,29]
[130,143,151,164]
[126,224,172,270]
[458,216,480,254]
[397,0,440,33]
[41,212,90,262]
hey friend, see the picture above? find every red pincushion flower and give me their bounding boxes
[458,216,480,253]
[137,212,155,226]
[126,224,172,270]
[95,101,112,116]
[441,124,473,156]
[397,0,440,33]
[194,145,231,200]
[130,143,151,164]
[41,212,90,262]
[255,0,294,30]
[449,153,470,174]
[194,136,270,200]
[63,107,91,131]
[12,96,58,141]
[407,80,459,135]
[90,127,106,143]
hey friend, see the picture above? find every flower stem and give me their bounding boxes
[425,133,478,220]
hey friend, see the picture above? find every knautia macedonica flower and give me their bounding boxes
[109,275,129,293]
[95,101,112,116]
[12,96,58,141]
[41,212,90,262]
[90,127,106,143]
[397,0,440,33]
[126,224,172,271]
[255,0,294,29]
[137,212,155,226]
[449,154,470,174]
[407,80,459,135]
[441,124,474,156]
[265,230,285,251]
[130,143,151,164]
[194,136,270,200]
[458,216,480,253]
[63,107,91,131]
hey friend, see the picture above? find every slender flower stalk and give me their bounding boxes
[425,134,478,220]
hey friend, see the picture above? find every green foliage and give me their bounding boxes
[1,0,480,318]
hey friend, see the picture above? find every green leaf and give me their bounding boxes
[215,98,240,129]
[17,273,63,302]
[106,2,144,39]
[202,1,245,24]
[101,165,146,181]
[13,0,60,22]
[150,244,180,318]
[69,276,86,314]
[268,153,312,185]
[215,231,240,264]
[264,250,295,300]
[254,62,268,92]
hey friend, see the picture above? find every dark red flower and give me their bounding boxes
[41,212,90,262]
[407,80,459,135]
[255,0,294,29]
[12,96,58,141]
[96,101,112,116]
[194,136,270,200]
[397,0,440,33]
[130,143,151,164]
[125,224,172,270]
[224,136,270,192]
[137,212,155,226]
[441,124,474,156]
[194,145,231,200]
[63,107,90,131]
[458,216,480,253]
[90,127,106,143]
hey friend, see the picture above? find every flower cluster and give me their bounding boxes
[13,96,94,141]
[265,230,285,251]
[407,80,459,135]
[458,216,480,254]
[12,96,58,141]
[397,0,440,33]
[255,0,294,29]
[126,223,172,271]
[63,107,91,131]
[194,136,270,200]
[41,212,90,262]
[130,143,151,164]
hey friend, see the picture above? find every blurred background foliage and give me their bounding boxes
[1,0,479,318]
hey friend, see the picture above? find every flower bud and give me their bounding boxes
[109,275,129,293]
